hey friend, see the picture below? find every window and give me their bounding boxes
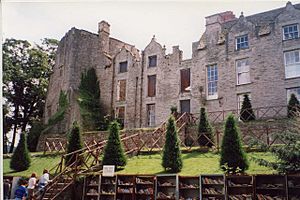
[117,80,126,101]
[236,58,250,85]
[207,64,218,99]
[287,87,300,102]
[147,104,155,127]
[180,100,190,113]
[147,75,156,97]
[236,35,249,50]
[284,50,300,78]
[237,93,251,111]
[283,24,299,40]
[115,106,125,127]
[119,61,128,73]
[180,68,191,92]
[148,55,157,67]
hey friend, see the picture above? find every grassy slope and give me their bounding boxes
[3,154,61,177]
[118,152,276,175]
[3,151,276,177]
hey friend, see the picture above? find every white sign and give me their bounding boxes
[103,165,115,177]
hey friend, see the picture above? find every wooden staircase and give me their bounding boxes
[35,112,193,200]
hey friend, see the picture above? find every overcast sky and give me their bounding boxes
[3,0,300,58]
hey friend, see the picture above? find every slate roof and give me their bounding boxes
[222,3,300,29]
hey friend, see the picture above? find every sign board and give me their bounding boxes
[103,165,115,177]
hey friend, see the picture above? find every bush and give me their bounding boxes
[252,116,300,174]
[10,133,31,171]
[65,121,83,166]
[27,121,45,152]
[102,121,127,168]
[240,94,255,122]
[220,114,249,174]
[288,93,300,118]
[162,116,183,172]
[197,108,214,147]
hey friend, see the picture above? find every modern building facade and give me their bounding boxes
[45,2,300,132]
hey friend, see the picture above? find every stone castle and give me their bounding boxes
[45,2,300,132]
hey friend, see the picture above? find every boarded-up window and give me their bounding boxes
[180,68,190,92]
[148,55,157,67]
[115,106,125,127]
[180,100,190,113]
[119,61,128,73]
[148,75,156,97]
[117,80,126,101]
[147,104,155,127]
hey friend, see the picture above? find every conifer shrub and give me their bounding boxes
[65,121,83,166]
[10,133,31,171]
[288,93,300,118]
[240,94,256,122]
[220,114,249,174]
[197,107,214,147]
[102,121,127,168]
[162,116,183,172]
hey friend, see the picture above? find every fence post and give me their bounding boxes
[43,139,47,155]
[266,126,270,147]
[216,129,220,153]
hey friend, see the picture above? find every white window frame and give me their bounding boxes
[287,87,300,103]
[116,79,126,101]
[284,49,300,79]
[236,58,251,85]
[147,104,155,127]
[206,64,218,100]
[283,24,299,40]
[236,35,249,50]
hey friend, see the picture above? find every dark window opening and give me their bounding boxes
[148,55,157,67]
[180,68,191,92]
[116,106,125,128]
[119,61,128,73]
[180,100,190,113]
[148,75,156,97]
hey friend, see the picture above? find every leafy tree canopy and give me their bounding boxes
[3,38,58,153]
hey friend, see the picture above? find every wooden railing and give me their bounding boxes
[204,105,294,123]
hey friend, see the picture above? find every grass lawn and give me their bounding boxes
[3,153,61,177]
[118,152,276,175]
[3,151,276,177]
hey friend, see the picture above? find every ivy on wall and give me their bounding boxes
[48,90,69,126]
[78,68,106,131]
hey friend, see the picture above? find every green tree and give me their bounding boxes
[3,38,58,153]
[288,93,300,118]
[220,114,249,174]
[102,121,126,168]
[27,121,45,152]
[65,121,83,166]
[251,115,300,174]
[162,116,183,172]
[240,94,256,122]
[197,107,214,147]
[10,133,31,171]
[78,68,106,131]
[3,103,12,154]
